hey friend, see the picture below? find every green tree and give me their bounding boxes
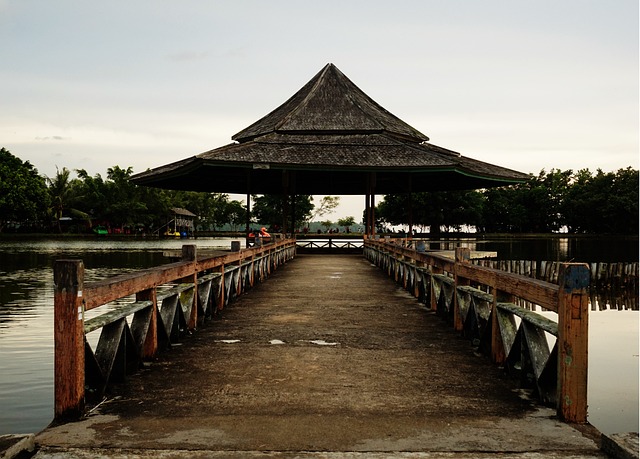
[480,186,526,232]
[337,216,356,231]
[103,166,148,229]
[309,196,340,224]
[226,199,247,231]
[480,170,572,233]
[252,194,313,231]
[562,168,639,234]
[46,167,91,232]
[321,220,333,232]
[0,148,50,232]
[377,190,485,233]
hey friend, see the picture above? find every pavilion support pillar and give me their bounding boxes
[407,175,413,237]
[245,171,251,233]
[290,172,297,237]
[245,171,252,247]
[369,193,376,236]
[364,192,370,236]
[282,170,290,235]
[366,172,377,237]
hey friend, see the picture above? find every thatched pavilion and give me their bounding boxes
[131,63,528,234]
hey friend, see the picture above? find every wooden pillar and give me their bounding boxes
[281,170,290,235]
[408,192,413,237]
[245,171,252,248]
[136,288,158,359]
[453,247,470,331]
[370,193,376,236]
[364,192,370,236]
[54,259,85,420]
[290,171,296,237]
[557,262,590,423]
[245,193,251,233]
[182,245,198,330]
[407,174,413,236]
[365,172,376,237]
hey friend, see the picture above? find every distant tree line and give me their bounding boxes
[0,148,344,234]
[1,148,249,234]
[1,148,637,234]
[376,168,639,234]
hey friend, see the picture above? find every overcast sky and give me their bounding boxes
[1,1,638,220]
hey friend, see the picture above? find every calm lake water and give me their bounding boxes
[0,236,637,436]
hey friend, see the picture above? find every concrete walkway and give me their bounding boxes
[35,255,605,458]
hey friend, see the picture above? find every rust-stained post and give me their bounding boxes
[182,244,198,329]
[136,288,157,358]
[54,259,85,420]
[453,247,470,331]
[557,262,590,423]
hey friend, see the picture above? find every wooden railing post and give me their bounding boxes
[453,247,470,331]
[490,288,513,364]
[181,244,198,330]
[429,264,442,312]
[136,288,158,358]
[557,262,590,423]
[218,262,226,310]
[54,259,85,420]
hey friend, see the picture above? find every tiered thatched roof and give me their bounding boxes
[131,63,528,194]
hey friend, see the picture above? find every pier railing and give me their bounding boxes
[364,238,590,423]
[296,237,363,254]
[53,239,296,421]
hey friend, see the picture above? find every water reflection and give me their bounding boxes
[475,235,639,262]
[0,269,46,327]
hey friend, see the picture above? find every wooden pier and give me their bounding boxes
[33,239,608,458]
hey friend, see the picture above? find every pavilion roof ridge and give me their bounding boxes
[232,63,429,143]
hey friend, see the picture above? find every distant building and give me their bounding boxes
[165,207,196,237]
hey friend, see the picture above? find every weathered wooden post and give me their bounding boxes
[557,262,590,423]
[453,247,471,331]
[182,244,198,329]
[53,259,85,420]
[429,263,443,312]
[490,288,514,364]
[217,261,226,311]
[136,288,158,358]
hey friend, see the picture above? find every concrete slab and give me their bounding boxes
[35,255,604,457]
[0,433,35,459]
[601,432,639,459]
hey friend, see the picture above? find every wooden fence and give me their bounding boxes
[296,238,363,254]
[53,239,296,421]
[364,238,590,423]
[472,259,638,310]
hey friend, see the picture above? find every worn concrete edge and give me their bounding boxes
[601,432,639,459]
[31,446,609,459]
[0,434,36,459]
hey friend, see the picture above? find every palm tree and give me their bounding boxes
[46,167,90,233]
[46,167,72,233]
